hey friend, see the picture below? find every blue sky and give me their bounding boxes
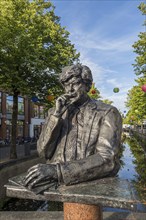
[52,0,144,113]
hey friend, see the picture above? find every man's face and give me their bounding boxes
[63,75,87,101]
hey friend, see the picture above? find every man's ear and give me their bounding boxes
[85,83,92,93]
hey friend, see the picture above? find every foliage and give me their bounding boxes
[125,79,146,124]
[126,137,146,201]
[40,81,64,110]
[132,2,146,77]
[0,0,79,95]
[88,83,101,99]
[125,2,146,125]
[0,0,79,158]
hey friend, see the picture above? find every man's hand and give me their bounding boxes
[23,164,58,190]
[53,94,70,117]
[54,92,80,117]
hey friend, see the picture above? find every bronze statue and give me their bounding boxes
[24,64,122,191]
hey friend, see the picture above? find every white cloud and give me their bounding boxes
[100,89,128,112]
[78,36,132,52]
[69,23,138,113]
[70,25,141,54]
[109,94,127,112]
[79,55,130,112]
[106,78,122,88]
[80,52,119,86]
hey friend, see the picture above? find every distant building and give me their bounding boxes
[0,91,46,140]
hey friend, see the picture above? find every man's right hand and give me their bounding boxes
[53,95,70,117]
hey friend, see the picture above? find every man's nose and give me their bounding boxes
[69,85,74,92]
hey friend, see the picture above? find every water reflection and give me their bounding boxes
[119,136,146,203]
[118,142,137,181]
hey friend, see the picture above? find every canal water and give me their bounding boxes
[1,134,146,212]
[104,134,146,212]
[118,135,146,212]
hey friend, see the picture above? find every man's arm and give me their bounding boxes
[37,94,72,159]
[24,95,74,189]
[37,109,63,159]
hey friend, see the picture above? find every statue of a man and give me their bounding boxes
[24,64,122,190]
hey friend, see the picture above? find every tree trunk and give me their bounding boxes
[10,92,18,159]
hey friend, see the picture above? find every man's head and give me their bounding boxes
[60,64,93,93]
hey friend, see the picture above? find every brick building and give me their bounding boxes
[0,91,46,140]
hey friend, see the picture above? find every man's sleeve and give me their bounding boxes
[37,109,63,159]
[96,107,122,161]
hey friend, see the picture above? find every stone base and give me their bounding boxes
[64,202,102,220]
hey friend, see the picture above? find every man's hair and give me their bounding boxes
[60,64,93,92]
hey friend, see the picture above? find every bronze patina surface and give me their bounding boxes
[22,64,122,191]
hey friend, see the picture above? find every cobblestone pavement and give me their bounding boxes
[0,211,146,220]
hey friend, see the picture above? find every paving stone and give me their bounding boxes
[0,211,146,220]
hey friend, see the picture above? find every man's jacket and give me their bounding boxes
[37,99,122,185]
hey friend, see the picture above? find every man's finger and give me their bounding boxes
[27,164,40,173]
[24,172,39,186]
[23,169,38,182]
[28,176,44,189]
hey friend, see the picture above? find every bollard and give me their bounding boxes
[64,202,103,220]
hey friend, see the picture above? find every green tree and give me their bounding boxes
[132,2,146,77]
[125,80,146,125]
[0,0,79,158]
[125,2,146,126]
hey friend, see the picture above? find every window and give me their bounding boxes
[17,120,24,137]
[18,97,24,115]
[33,105,45,119]
[40,106,45,119]
[6,95,13,113]
[6,95,24,114]
[34,105,39,118]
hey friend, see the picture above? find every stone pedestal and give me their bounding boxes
[64,202,102,220]
[5,176,142,213]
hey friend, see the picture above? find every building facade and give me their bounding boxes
[0,91,46,140]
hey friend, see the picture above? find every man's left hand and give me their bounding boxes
[23,163,58,189]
